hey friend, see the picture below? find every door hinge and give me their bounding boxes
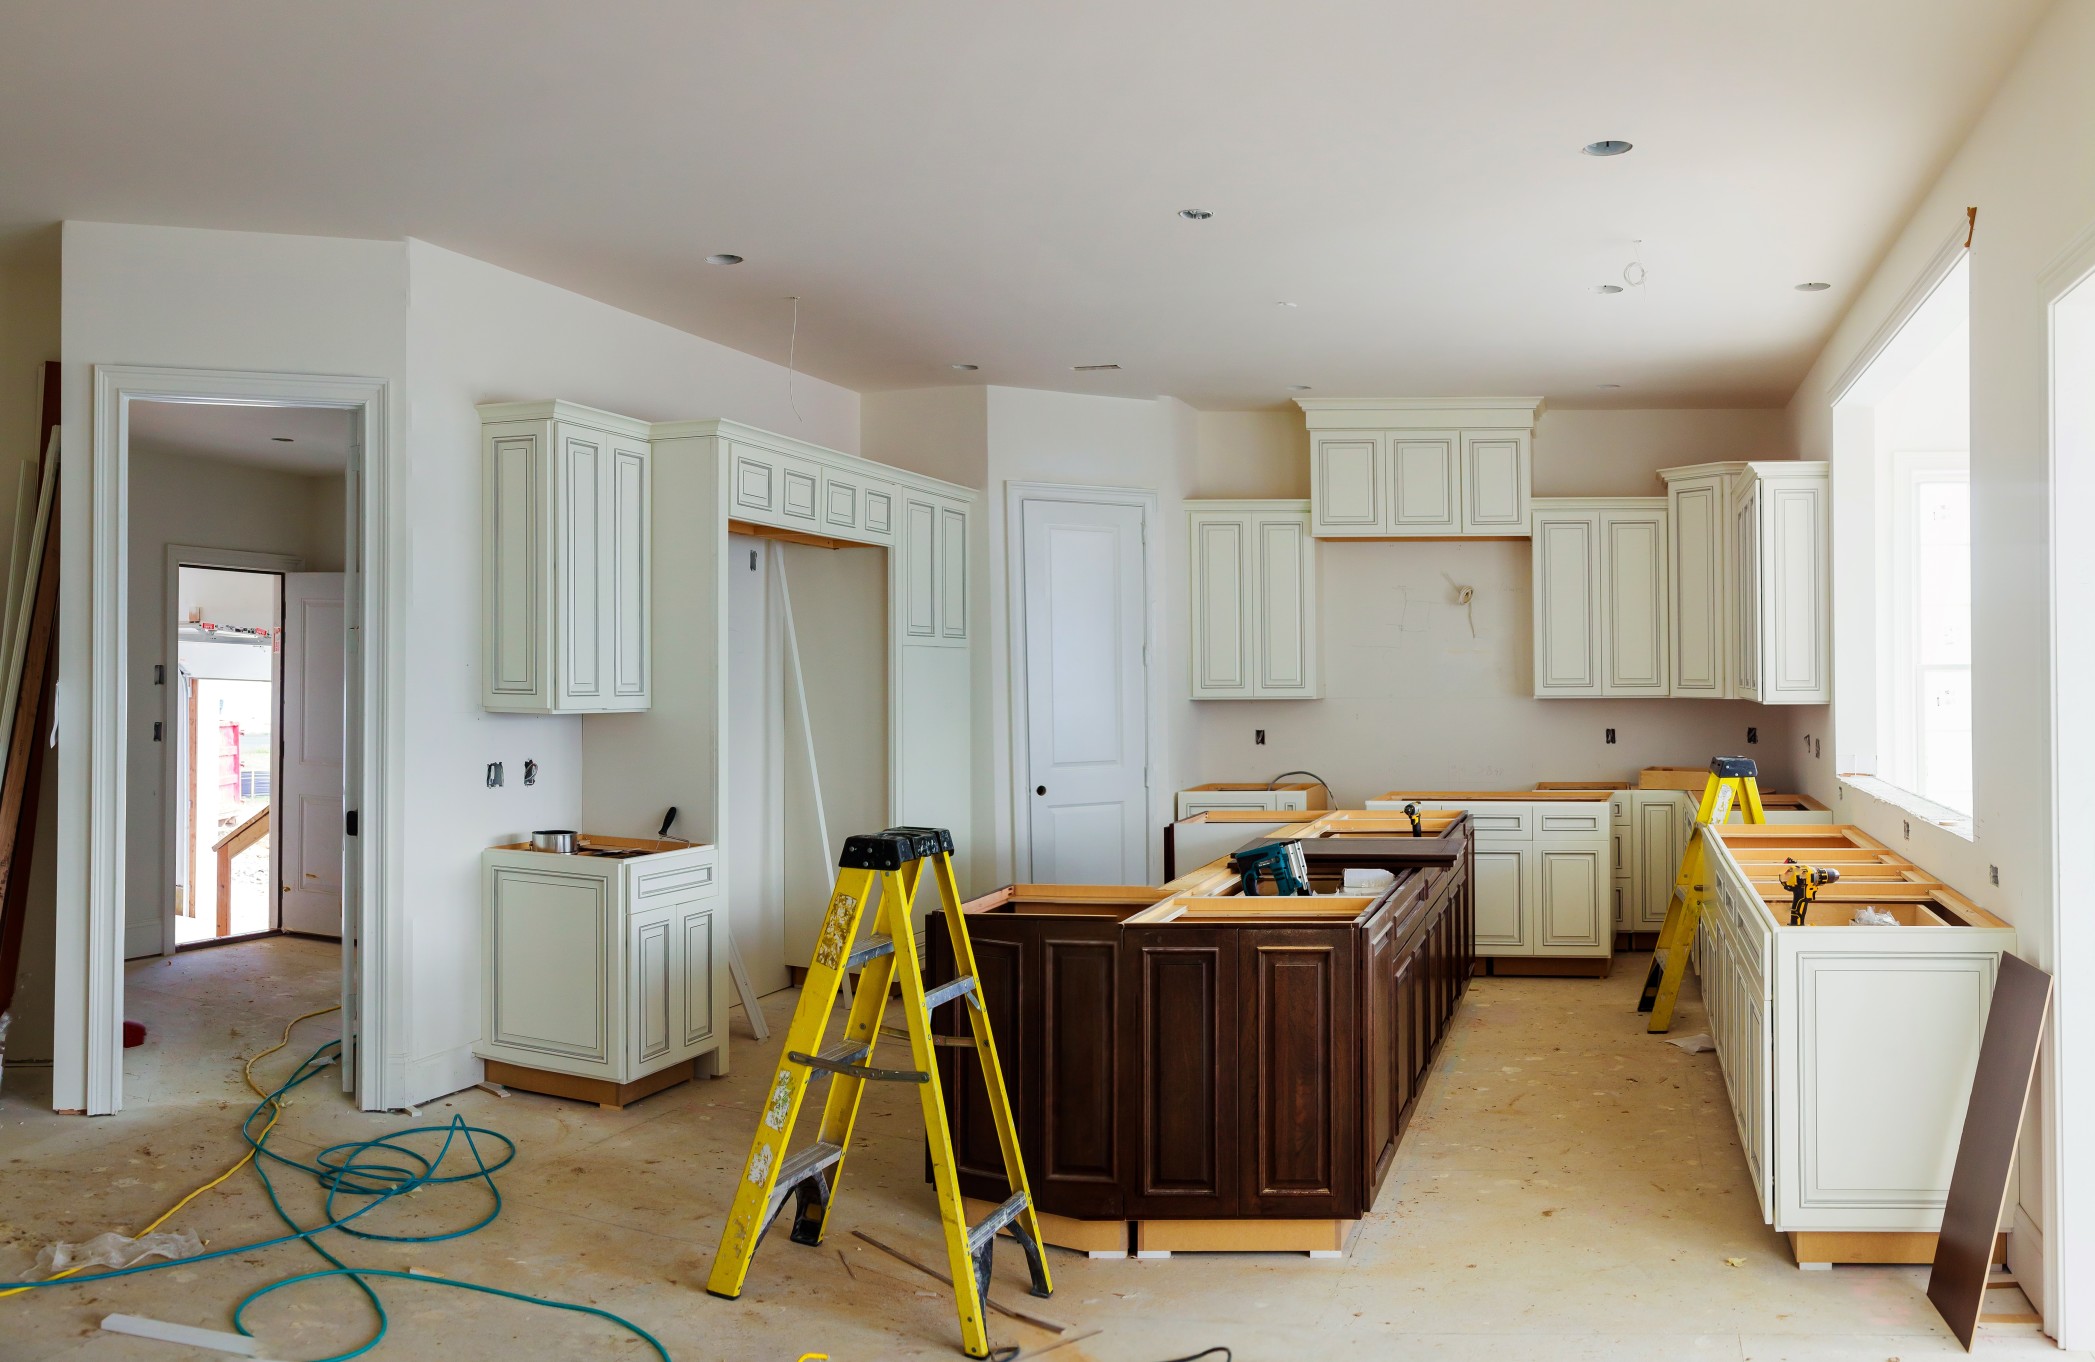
[345,809,359,837]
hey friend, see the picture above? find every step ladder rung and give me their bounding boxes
[789,1045,928,1085]
[923,974,977,1012]
[967,1190,1031,1255]
[845,934,895,971]
[762,1140,845,1227]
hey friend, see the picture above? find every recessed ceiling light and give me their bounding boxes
[1276,301,1298,308]
[705,253,744,265]
[951,363,979,371]
[1073,363,1122,372]
[1582,140,1634,157]
[1597,383,1622,390]
[271,436,295,442]
[1594,283,1625,295]
[1795,281,1832,292]
[1287,385,1312,391]
[1178,209,1213,221]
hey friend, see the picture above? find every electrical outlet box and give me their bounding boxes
[1746,727,1758,744]
[1605,728,1616,744]
[1254,729,1266,746]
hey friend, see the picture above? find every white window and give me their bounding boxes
[1834,251,1972,822]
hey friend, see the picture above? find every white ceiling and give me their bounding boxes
[0,1,2051,409]
[130,400,354,475]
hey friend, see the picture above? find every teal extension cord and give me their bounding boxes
[0,1038,672,1361]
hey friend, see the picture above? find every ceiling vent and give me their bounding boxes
[1073,363,1122,372]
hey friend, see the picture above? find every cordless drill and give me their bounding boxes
[1779,860,1841,926]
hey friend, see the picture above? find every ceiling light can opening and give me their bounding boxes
[1073,363,1122,372]
[1178,209,1213,221]
[1795,281,1832,292]
[271,436,295,442]
[1582,140,1633,157]
[1594,283,1625,295]
[951,363,979,371]
[1287,384,1312,391]
[705,253,744,265]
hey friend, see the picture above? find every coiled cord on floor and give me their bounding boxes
[0,1010,670,1361]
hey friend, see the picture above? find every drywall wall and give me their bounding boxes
[1781,0,2095,1334]
[57,221,411,1113]
[409,240,860,1102]
[124,451,344,960]
[1183,409,1800,802]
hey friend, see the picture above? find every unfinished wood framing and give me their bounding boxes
[1135,1218,1357,1256]
[1790,1230,2008,1267]
[482,1057,700,1110]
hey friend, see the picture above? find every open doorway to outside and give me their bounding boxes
[124,398,351,1094]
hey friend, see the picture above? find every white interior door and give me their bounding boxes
[278,572,345,937]
[1021,497,1149,883]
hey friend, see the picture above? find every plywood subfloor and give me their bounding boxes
[0,940,2074,1360]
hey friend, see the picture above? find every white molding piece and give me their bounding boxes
[1828,219,1971,407]
[474,399,653,441]
[158,543,304,957]
[1003,480,1161,884]
[86,365,400,1115]
[652,417,979,501]
[1294,396,1544,431]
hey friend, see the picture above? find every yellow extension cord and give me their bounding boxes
[0,1003,343,1299]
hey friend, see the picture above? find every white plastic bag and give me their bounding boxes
[1343,868,1396,892]
[36,1229,202,1276]
[1850,906,1899,926]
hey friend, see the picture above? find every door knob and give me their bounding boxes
[1035,785,1046,796]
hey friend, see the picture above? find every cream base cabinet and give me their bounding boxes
[478,842,724,1084]
[1662,461,1829,703]
[1187,500,1320,699]
[1365,796,1611,962]
[1531,499,1669,698]
[480,401,652,713]
[1299,399,1540,540]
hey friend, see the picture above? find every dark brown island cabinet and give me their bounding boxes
[928,814,1473,1256]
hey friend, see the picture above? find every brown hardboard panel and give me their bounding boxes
[1926,951,2053,1349]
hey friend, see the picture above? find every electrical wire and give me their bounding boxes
[0,1009,671,1361]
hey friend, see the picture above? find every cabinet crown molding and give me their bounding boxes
[1184,497,1311,513]
[475,399,656,440]
[649,416,981,502]
[1295,396,1544,431]
[1531,495,1667,511]
[1659,459,1829,483]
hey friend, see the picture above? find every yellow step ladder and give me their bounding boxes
[1638,757,1767,1032]
[705,826,1050,1358]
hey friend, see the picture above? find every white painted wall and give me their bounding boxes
[1781,1,2095,1334]
[125,453,342,959]
[57,221,410,1112]
[407,240,860,1102]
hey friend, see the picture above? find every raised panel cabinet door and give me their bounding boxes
[1240,930,1356,1218]
[1039,934,1123,1215]
[555,428,606,708]
[1460,431,1530,533]
[1534,847,1605,953]
[1120,929,1240,1217]
[1634,797,1683,931]
[1470,846,1529,952]
[939,502,969,642]
[1254,513,1318,696]
[949,931,1026,1193]
[676,903,717,1051]
[1389,434,1459,532]
[1613,878,1631,932]
[1733,482,1761,700]
[1366,917,1400,1188]
[628,909,674,1072]
[862,482,897,539]
[1600,508,1669,694]
[1532,511,1599,695]
[483,426,548,708]
[1311,436,1383,535]
[486,865,613,1066]
[779,455,821,526]
[901,496,939,639]
[1189,513,1251,697]
[606,437,650,706]
[1668,477,1726,696]
[1762,478,1830,702]
[730,444,779,520]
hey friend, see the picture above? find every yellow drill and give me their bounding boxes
[1779,859,1841,926]
[1403,802,1423,836]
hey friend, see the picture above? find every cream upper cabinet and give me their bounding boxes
[1188,500,1320,700]
[1661,462,1829,704]
[1299,399,1541,540]
[899,489,971,647]
[481,401,651,714]
[1530,498,1668,699]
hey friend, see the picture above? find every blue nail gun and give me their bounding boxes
[1230,838,1314,897]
